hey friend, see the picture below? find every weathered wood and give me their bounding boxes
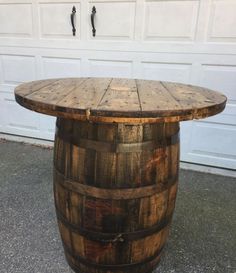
[58,78,112,109]
[54,168,176,200]
[53,118,180,273]
[14,77,227,273]
[15,77,226,123]
[97,78,140,112]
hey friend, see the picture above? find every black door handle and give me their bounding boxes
[71,6,76,36]
[91,6,96,37]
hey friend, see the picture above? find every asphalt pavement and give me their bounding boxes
[0,140,235,273]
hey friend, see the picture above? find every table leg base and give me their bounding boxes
[65,250,161,273]
[54,118,180,273]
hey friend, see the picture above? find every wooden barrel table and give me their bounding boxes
[15,78,226,273]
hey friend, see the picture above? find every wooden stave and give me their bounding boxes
[54,118,180,188]
[53,118,180,273]
[65,249,162,273]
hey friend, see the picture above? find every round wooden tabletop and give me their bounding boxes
[15,78,227,123]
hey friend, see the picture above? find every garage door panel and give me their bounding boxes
[88,0,136,40]
[0,3,33,38]
[88,1,136,40]
[0,81,55,139]
[144,0,199,41]
[180,121,192,156]
[0,84,16,94]
[1,93,40,137]
[182,62,236,168]
[41,57,81,79]
[2,55,36,84]
[183,149,236,170]
[208,0,236,42]
[181,121,236,169]
[202,104,236,126]
[88,59,133,78]
[39,2,81,39]
[199,64,236,102]
[140,62,192,83]
[190,122,236,157]
[39,115,55,140]
[0,93,6,131]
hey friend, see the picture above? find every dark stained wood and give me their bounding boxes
[54,168,176,200]
[15,77,226,123]
[53,118,180,273]
[14,77,227,273]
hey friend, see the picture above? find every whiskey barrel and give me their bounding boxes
[53,117,180,273]
[15,78,226,273]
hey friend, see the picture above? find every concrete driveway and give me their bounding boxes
[0,140,235,273]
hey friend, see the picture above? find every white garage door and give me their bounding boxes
[0,0,235,169]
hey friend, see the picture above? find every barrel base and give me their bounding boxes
[65,251,161,273]
[54,118,180,273]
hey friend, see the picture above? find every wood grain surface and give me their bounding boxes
[53,118,180,273]
[15,78,227,123]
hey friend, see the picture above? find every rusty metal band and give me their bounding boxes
[63,242,163,270]
[56,127,179,153]
[55,205,171,243]
[54,167,178,200]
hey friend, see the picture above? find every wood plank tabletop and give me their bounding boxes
[15,78,227,123]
